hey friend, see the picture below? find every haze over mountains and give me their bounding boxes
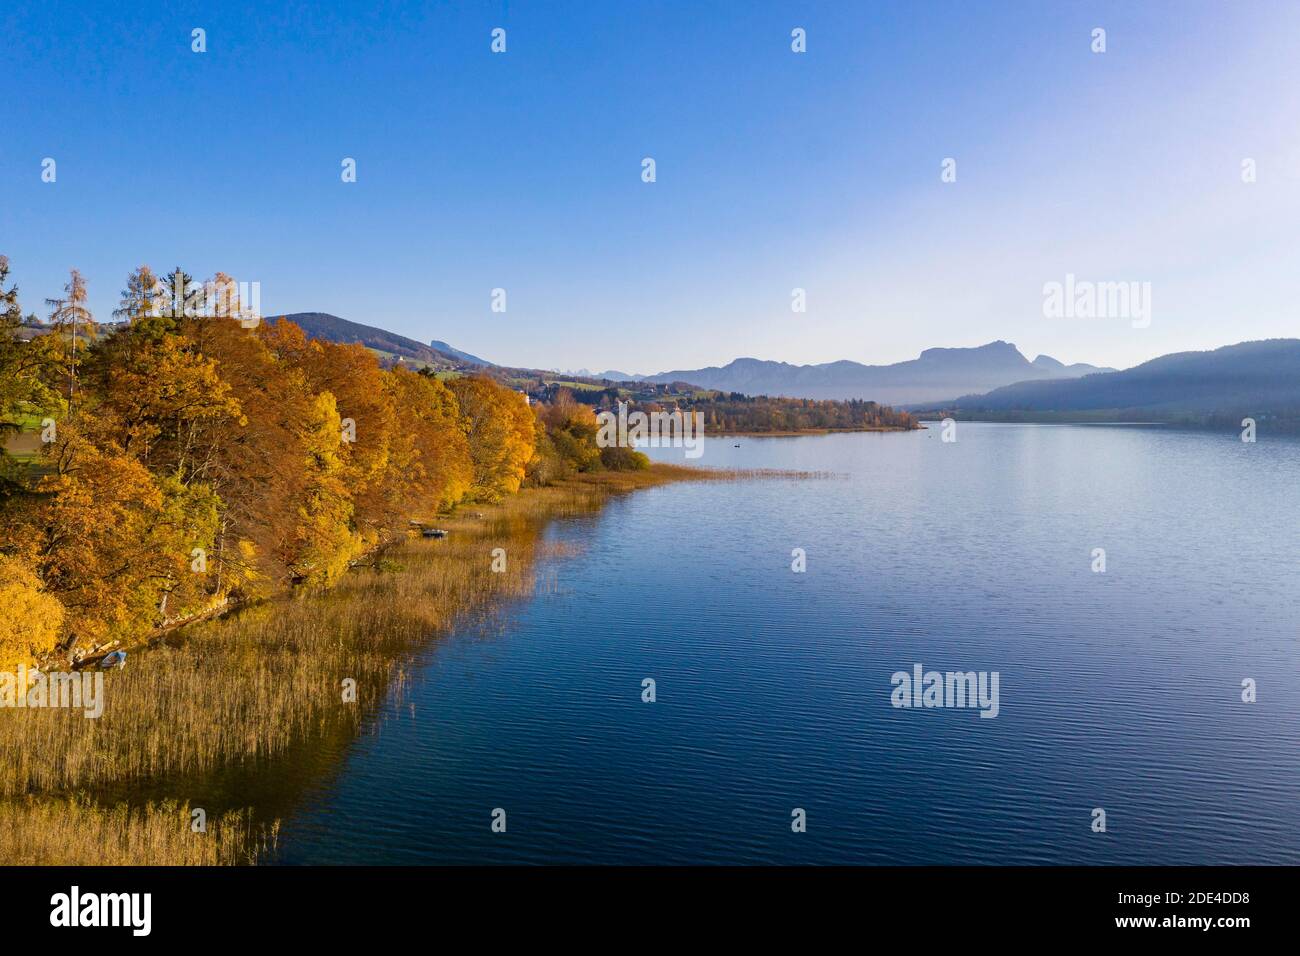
[263,313,1300,427]
[273,316,1109,406]
[560,369,648,382]
[644,342,1114,406]
[429,339,492,366]
[942,339,1300,425]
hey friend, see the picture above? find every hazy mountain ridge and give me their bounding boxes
[266,315,1297,427]
[269,312,479,368]
[943,339,1300,425]
[645,341,1114,405]
[562,369,648,382]
[430,340,492,366]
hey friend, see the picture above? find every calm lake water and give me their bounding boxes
[274,423,1300,864]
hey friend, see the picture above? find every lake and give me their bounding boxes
[273,423,1300,864]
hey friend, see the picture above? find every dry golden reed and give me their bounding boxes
[0,795,276,866]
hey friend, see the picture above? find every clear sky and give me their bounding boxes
[3,0,1298,374]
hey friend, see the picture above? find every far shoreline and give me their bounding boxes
[713,425,922,437]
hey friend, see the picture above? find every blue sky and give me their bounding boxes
[3,0,1298,374]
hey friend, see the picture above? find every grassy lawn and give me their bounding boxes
[4,432,41,462]
[366,347,436,371]
[2,404,53,468]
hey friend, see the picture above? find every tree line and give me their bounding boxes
[0,259,633,668]
[681,393,918,432]
[535,381,918,433]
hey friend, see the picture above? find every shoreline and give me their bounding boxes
[56,464,731,669]
[714,425,921,437]
[0,462,754,865]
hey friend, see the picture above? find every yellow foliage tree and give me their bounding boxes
[449,377,536,501]
[0,555,65,668]
[291,391,360,586]
[385,368,473,517]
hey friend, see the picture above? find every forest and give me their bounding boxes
[0,258,641,670]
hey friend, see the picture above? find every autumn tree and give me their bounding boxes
[112,264,169,335]
[291,391,360,586]
[385,367,473,516]
[83,322,243,474]
[449,376,536,501]
[177,311,320,594]
[0,420,217,648]
[0,256,60,459]
[259,319,409,547]
[44,269,95,408]
[0,554,65,668]
[540,388,602,473]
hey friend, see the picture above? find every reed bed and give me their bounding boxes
[0,483,584,797]
[0,796,277,865]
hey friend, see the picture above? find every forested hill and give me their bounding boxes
[272,312,482,368]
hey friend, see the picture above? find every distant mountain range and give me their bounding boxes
[939,339,1300,425]
[267,320,1104,405]
[645,341,1113,406]
[560,368,648,382]
[268,313,486,368]
[262,315,1300,427]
